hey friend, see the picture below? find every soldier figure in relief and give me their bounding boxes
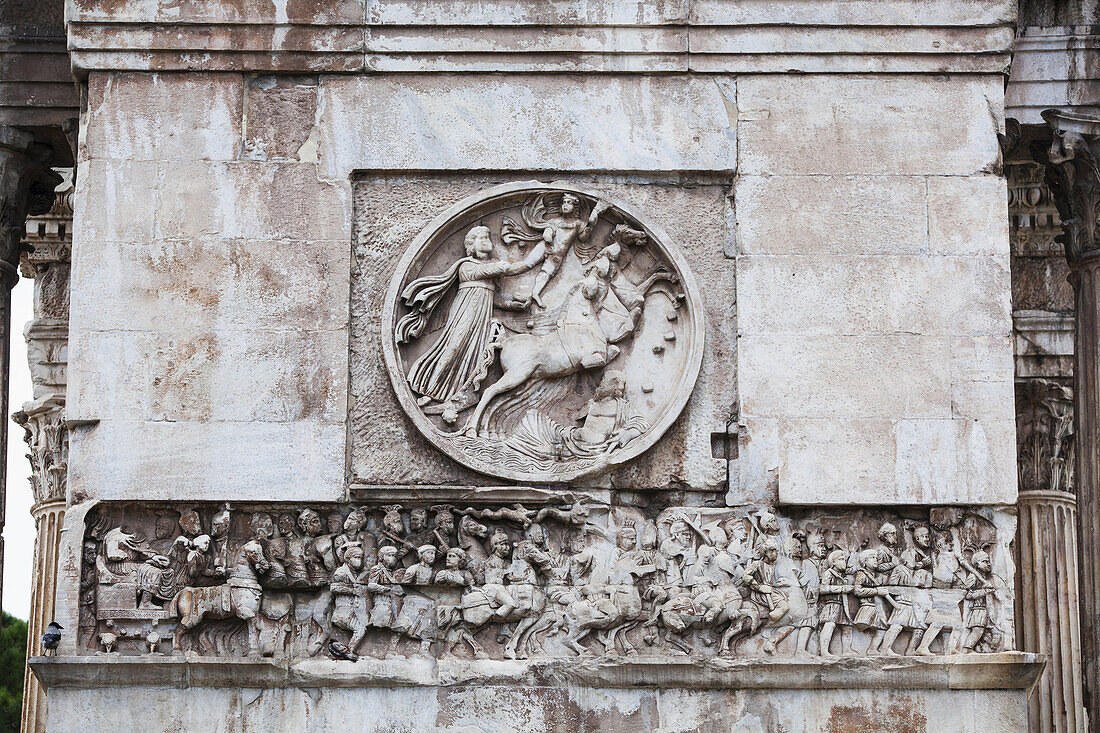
[329,544,370,655]
[962,551,1003,653]
[817,549,853,657]
[741,539,789,624]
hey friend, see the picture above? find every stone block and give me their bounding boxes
[70,238,349,333]
[927,175,1011,256]
[68,420,346,502]
[73,159,160,244]
[737,334,952,420]
[690,0,1016,27]
[736,255,1011,337]
[317,75,737,177]
[67,328,347,424]
[84,72,243,161]
[774,416,1017,505]
[40,684,1029,732]
[154,162,351,241]
[244,76,320,162]
[735,174,928,255]
[949,336,1016,420]
[737,75,1003,175]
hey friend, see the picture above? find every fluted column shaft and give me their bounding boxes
[1018,490,1084,732]
[20,500,64,733]
[1040,110,1100,731]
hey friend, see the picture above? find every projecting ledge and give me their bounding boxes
[31,653,1043,692]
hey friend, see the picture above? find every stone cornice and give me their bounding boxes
[64,0,1016,75]
[31,653,1045,691]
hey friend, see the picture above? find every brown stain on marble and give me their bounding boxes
[825,698,928,733]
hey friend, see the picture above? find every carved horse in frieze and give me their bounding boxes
[720,576,810,655]
[170,540,269,655]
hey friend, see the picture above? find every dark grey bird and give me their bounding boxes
[327,639,358,662]
[42,622,63,655]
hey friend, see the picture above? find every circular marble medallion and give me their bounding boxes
[382,182,704,483]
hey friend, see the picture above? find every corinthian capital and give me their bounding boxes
[0,126,62,291]
[1038,110,1100,269]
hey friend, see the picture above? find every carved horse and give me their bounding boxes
[561,560,655,656]
[464,268,622,437]
[645,587,747,655]
[170,540,268,655]
[720,576,810,655]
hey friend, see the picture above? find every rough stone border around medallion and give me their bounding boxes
[379,180,706,485]
[31,653,1044,691]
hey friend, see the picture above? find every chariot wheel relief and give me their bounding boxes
[382,182,705,483]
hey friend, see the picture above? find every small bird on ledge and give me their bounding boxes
[41,621,63,656]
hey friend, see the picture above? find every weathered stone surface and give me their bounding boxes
[735,175,929,256]
[927,176,1011,256]
[317,75,738,177]
[153,162,351,241]
[67,421,346,502]
[737,76,1004,176]
[69,238,348,333]
[35,683,1030,732]
[84,73,243,162]
[736,256,1011,337]
[67,328,346,423]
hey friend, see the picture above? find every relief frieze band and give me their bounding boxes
[79,501,1014,664]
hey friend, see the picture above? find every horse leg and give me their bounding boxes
[465,360,535,437]
[506,615,539,659]
[764,624,795,655]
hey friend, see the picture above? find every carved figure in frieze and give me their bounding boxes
[365,545,407,657]
[406,508,433,552]
[334,507,373,566]
[741,539,789,625]
[328,543,370,656]
[817,549,853,657]
[900,524,934,588]
[430,505,457,551]
[503,523,554,659]
[456,514,490,576]
[961,551,1006,653]
[178,508,203,539]
[297,509,330,587]
[398,225,545,423]
[150,513,180,555]
[785,534,822,656]
[436,547,475,588]
[874,523,900,584]
[378,504,417,564]
[851,550,890,654]
[480,530,519,621]
[267,512,309,589]
[210,504,231,575]
[170,525,270,656]
[403,545,438,585]
[561,522,654,656]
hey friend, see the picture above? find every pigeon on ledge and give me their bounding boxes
[42,622,63,656]
[328,639,358,662]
